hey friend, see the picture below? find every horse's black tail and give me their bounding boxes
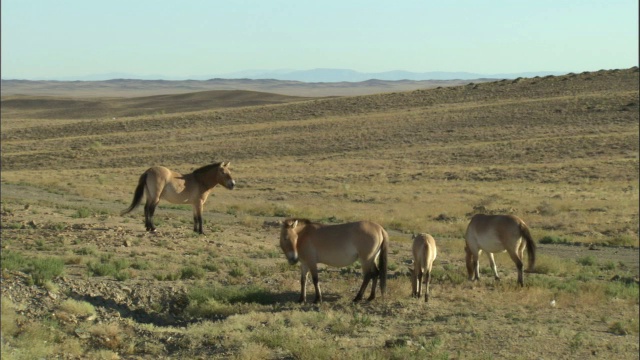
[378,228,389,296]
[519,221,536,272]
[121,172,147,215]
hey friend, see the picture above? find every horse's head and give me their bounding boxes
[217,162,236,190]
[280,219,299,265]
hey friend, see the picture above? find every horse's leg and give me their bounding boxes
[465,245,476,281]
[367,275,378,301]
[506,248,525,287]
[424,270,432,302]
[411,268,418,298]
[354,272,372,302]
[298,265,309,303]
[192,201,205,234]
[144,199,159,232]
[309,264,322,304]
[488,253,500,281]
[473,253,481,281]
[366,261,381,301]
[417,269,424,298]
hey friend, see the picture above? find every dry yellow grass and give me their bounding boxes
[1,68,638,359]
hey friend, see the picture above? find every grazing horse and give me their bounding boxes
[279,218,388,304]
[410,233,437,302]
[121,162,235,234]
[464,214,536,287]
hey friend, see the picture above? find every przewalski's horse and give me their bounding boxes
[410,233,437,302]
[464,214,536,287]
[279,218,389,304]
[121,162,235,234]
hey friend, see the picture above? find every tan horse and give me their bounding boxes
[279,218,388,303]
[410,233,437,302]
[121,162,235,234]
[464,214,536,286]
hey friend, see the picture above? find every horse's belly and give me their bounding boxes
[477,235,507,254]
[318,249,358,268]
[161,184,190,204]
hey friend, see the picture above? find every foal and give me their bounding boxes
[411,233,437,302]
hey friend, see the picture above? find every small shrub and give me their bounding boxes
[576,256,596,266]
[188,284,274,305]
[607,235,637,247]
[536,201,558,216]
[1,250,28,271]
[229,267,245,277]
[75,246,97,256]
[181,266,205,280]
[71,208,92,218]
[539,235,571,245]
[115,270,132,281]
[27,257,65,286]
[1,296,20,337]
[609,321,629,335]
[131,260,151,270]
[203,263,219,272]
[57,299,96,317]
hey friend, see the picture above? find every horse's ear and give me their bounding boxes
[292,220,298,228]
[223,161,230,167]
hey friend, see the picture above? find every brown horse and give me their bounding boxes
[410,233,437,302]
[279,218,388,304]
[121,162,235,234]
[464,214,536,286]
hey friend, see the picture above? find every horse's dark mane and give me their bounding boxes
[192,162,222,175]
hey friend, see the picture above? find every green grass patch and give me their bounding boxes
[27,257,65,286]
[1,250,29,271]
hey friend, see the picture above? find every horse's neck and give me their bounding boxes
[194,171,219,190]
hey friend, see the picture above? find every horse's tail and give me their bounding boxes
[121,172,147,215]
[378,228,389,296]
[519,220,536,272]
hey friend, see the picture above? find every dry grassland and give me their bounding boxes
[1,68,639,359]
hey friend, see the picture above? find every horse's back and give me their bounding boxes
[145,166,182,179]
[311,221,385,265]
[412,233,437,270]
[466,214,524,253]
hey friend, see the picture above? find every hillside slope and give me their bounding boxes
[0,90,313,120]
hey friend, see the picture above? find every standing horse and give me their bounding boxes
[410,233,437,302]
[121,162,235,234]
[279,218,388,304]
[464,214,536,287]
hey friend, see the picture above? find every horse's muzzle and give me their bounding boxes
[288,256,299,265]
[226,180,236,190]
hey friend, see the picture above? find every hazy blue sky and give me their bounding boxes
[1,0,638,79]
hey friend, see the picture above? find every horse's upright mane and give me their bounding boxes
[286,218,322,226]
[192,162,222,175]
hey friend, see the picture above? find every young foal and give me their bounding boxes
[121,162,235,234]
[279,218,389,304]
[464,214,536,286]
[411,233,437,302]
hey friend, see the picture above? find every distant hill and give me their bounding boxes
[0,90,313,120]
[0,78,495,98]
[3,68,569,82]
[217,68,567,82]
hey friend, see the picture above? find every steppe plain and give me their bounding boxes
[1,69,639,359]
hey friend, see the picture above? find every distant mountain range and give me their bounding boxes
[5,68,568,82]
